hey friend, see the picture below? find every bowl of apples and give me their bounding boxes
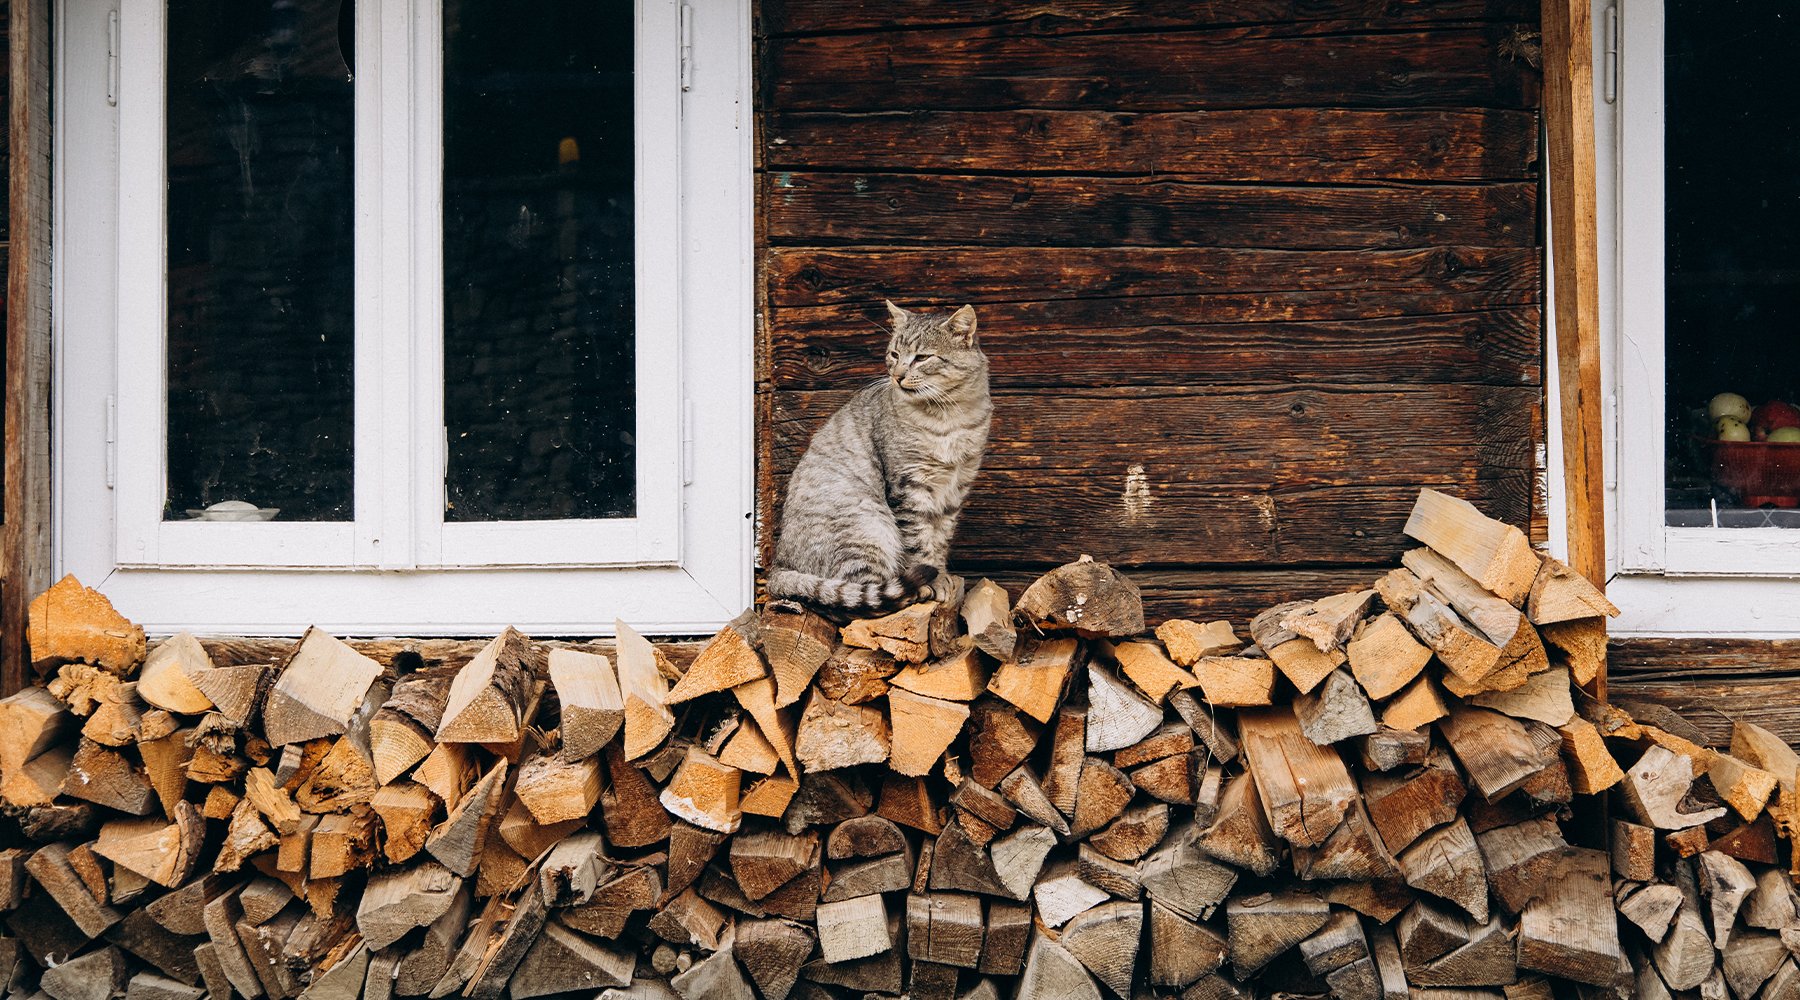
[1707,392,1800,507]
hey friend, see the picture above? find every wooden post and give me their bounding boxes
[1542,0,1607,698]
[3,0,53,694]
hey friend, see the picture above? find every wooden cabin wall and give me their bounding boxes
[754,1,1546,623]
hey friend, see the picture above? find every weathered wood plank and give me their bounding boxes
[766,109,1537,182]
[1606,676,1800,750]
[769,309,1540,390]
[765,174,1537,249]
[763,26,1537,111]
[764,385,1534,566]
[763,246,1539,308]
[760,0,1536,36]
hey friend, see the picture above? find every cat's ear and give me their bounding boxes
[944,304,978,346]
[884,300,909,328]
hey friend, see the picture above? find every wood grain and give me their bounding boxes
[761,0,1535,36]
[766,109,1537,183]
[4,0,52,694]
[764,246,1540,308]
[764,25,1537,111]
[1541,0,1608,696]
[768,308,1541,390]
[764,386,1533,567]
[764,173,1538,249]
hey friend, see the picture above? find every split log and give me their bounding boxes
[610,632,678,765]
[1621,745,1729,830]
[735,918,815,1000]
[1250,602,1346,695]
[841,602,935,664]
[1018,933,1103,1000]
[1085,663,1163,752]
[1156,619,1241,665]
[660,748,742,834]
[1475,816,1566,913]
[137,633,215,715]
[906,892,984,969]
[515,751,601,824]
[1517,848,1626,987]
[816,647,898,704]
[1060,900,1142,997]
[263,628,382,747]
[1013,555,1144,639]
[886,688,967,777]
[1107,640,1195,703]
[1347,613,1433,700]
[1397,818,1490,922]
[962,579,1017,662]
[986,637,1079,724]
[1069,758,1136,840]
[1526,555,1619,625]
[28,575,146,674]
[1295,667,1378,745]
[1280,589,1378,653]
[1697,850,1755,949]
[541,832,606,906]
[891,648,990,703]
[971,722,1042,807]
[1141,823,1239,919]
[760,603,838,708]
[670,611,769,704]
[1196,769,1282,876]
[1401,548,1524,647]
[815,895,890,962]
[1403,489,1541,604]
[435,629,534,745]
[64,739,158,816]
[424,759,507,876]
[1382,674,1449,732]
[1148,899,1229,989]
[1225,891,1331,977]
[92,808,203,889]
[795,689,889,771]
[546,649,624,761]
[1188,654,1275,709]
[1239,706,1358,848]
[1438,704,1549,802]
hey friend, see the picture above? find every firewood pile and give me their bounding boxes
[0,489,1797,1000]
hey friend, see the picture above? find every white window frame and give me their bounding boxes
[54,0,754,634]
[1593,0,1800,635]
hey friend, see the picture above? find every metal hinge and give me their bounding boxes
[106,10,120,107]
[1602,4,1619,104]
[683,398,696,486]
[679,3,693,92]
[105,394,117,488]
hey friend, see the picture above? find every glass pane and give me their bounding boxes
[165,0,357,522]
[442,0,636,522]
[1664,1,1800,527]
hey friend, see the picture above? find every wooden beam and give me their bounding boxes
[1542,0,1607,698]
[3,0,53,694]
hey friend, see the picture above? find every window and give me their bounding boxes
[1599,0,1800,634]
[56,0,753,634]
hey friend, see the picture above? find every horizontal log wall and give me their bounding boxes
[755,0,1546,623]
[1609,639,1800,747]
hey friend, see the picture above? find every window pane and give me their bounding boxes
[165,0,356,522]
[1665,1,1800,527]
[442,0,636,523]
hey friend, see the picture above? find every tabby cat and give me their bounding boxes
[768,301,992,611]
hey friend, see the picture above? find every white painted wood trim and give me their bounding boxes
[1613,0,1666,574]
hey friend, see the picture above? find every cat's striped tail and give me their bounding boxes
[767,565,935,612]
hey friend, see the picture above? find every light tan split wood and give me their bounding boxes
[986,638,1079,723]
[887,688,969,778]
[615,620,676,760]
[1404,488,1542,605]
[28,574,147,674]
[435,628,535,745]
[262,627,382,747]
[137,632,216,714]
[659,747,742,834]
[1155,619,1241,666]
[548,648,623,761]
[1346,613,1432,701]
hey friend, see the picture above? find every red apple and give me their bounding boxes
[1751,400,1800,440]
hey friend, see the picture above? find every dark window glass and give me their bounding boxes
[165,0,356,521]
[442,0,636,522]
[1665,1,1800,526]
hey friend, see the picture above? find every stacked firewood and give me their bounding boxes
[0,490,1796,1000]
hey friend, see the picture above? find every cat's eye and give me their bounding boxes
[916,354,936,363]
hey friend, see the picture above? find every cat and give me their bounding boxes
[767,300,992,611]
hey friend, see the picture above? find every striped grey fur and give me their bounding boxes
[769,301,991,611]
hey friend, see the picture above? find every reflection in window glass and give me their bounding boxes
[442,0,636,522]
[165,0,356,521]
[1665,1,1800,527]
